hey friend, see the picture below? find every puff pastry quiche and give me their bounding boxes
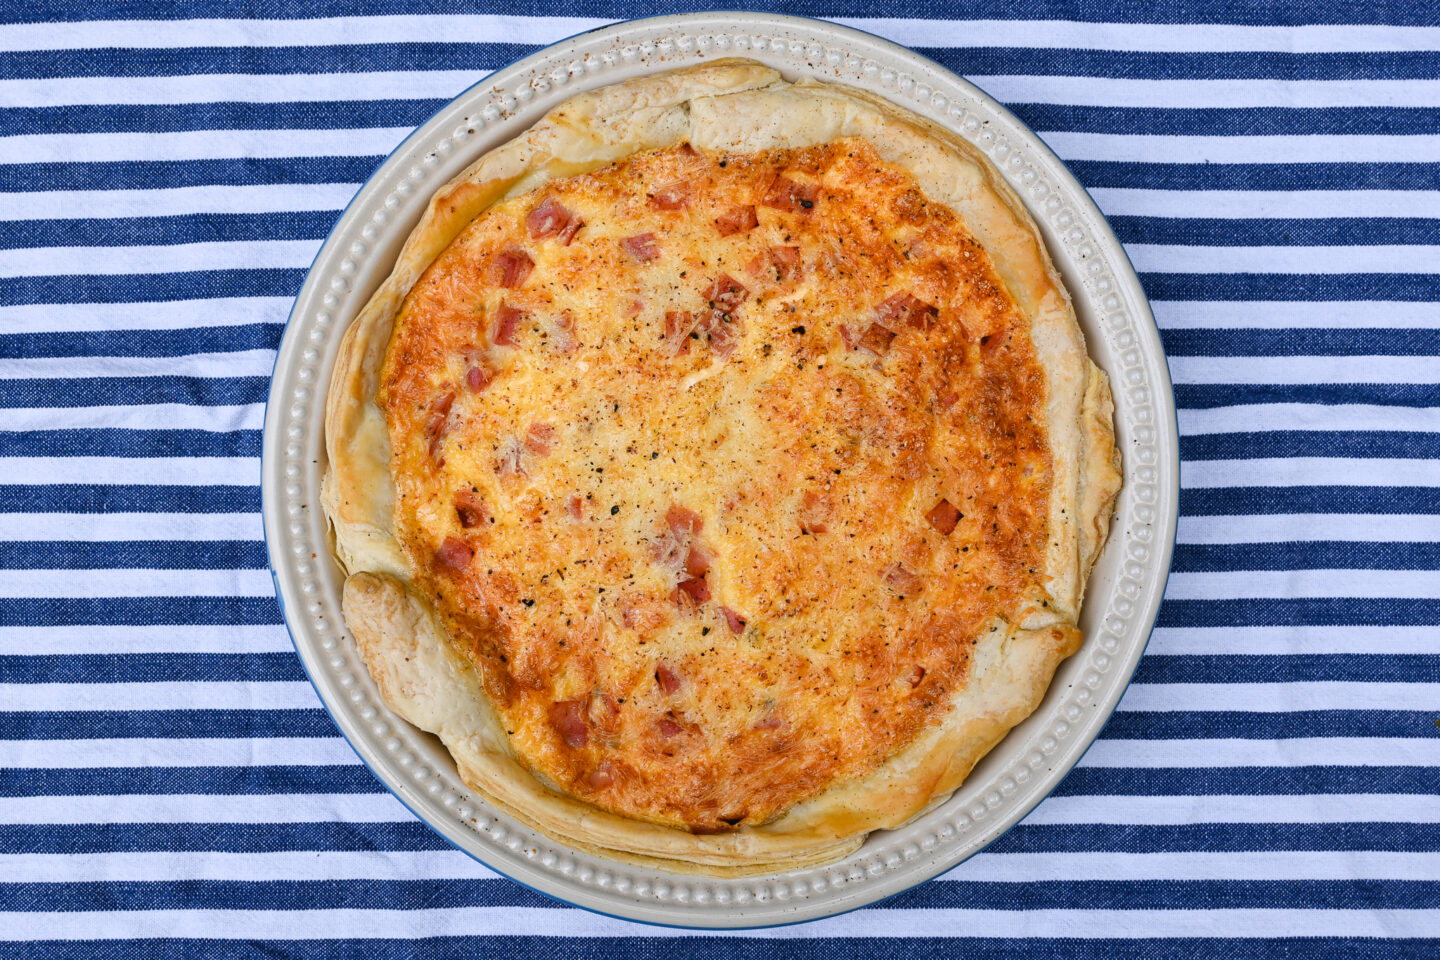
[323,60,1121,874]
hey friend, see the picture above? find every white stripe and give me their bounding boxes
[946,852,1440,884]
[5,403,264,432]
[0,349,275,380]
[0,184,357,222]
[1178,513,1440,544]
[0,792,405,825]
[0,737,357,770]
[1082,738,1438,769]
[1168,355,1440,384]
[1129,243,1440,275]
[1,906,1437,940]
[1153,301,1440,329]
[1149,625,1440,656]
[0,624,292,655]
[1179,404,1440,435]
[0,513,263,543]
[0,240,320,278]
[1090,188,1440,220]
[0,850,493,883]
[0,458,258,486]
[977,75,1440,109]
[0,298,294,333]
[0,569,274,599]
[1165,569,1440,600]
[0,682,318,711]
[1043,132,1440,164]
[1119,682,1440,712]
[1027,793,1440,825]
[2,16,1439,54]
[0,70,492,108]
[1183,457,1440,488]
[0,127,409,164]
[0,792,406,826]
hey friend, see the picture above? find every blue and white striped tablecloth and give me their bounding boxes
[2,1,1437,955]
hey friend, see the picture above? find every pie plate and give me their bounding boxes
[262,11,1179,929]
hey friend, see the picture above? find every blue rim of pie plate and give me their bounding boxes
[263,11,1179,930]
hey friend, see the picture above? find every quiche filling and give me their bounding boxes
[380,137,1051,834]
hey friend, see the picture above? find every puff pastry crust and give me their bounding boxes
[323,60,1121,874]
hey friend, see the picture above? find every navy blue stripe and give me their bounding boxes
[1163,328,1440,358]
[1172,541,1440,573]
[10,43,1440,83]
[1103,710,1437,740]
[0,214,335,251]
[1133,654,1440,684]
[0,324,282,360]
[0,653,304,683]
[1053,766,1440,797]
[6,0,1440,24]
[1018,103,1440,136]
[992,822,1440,854]
[1181,431,1440,461]
[0,597,282,627]
[0,430,261,459]
[0,484,259,514]
[0,822,444,856]
[1175,383,1440,409]
[1182,486,1440,516]
[0,765,378,797]
[0,540,266,571]
[9,938,1434,960]
[1157,598,1440,627]
[1119,217,1440,249]
[0,269,305,307]
[0,157,378,192]
[1071,161,1440,191]
[0,709,334,740]
[4,878,1436,913]
[0,376,269,408]
[1144,273,1440,303]
[0,99,442,137]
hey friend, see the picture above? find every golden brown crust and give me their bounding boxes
[324,60,1120,872]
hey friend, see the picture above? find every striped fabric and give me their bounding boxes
[2,1,1437,955]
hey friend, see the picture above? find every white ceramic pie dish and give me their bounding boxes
[262,12,1179,929]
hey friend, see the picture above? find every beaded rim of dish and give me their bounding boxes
[270,18,1166,923]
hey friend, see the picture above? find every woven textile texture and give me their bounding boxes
[1,1,1437,956]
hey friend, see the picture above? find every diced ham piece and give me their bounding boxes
[762,176,818,213]
[875,292,938,331]
[667,505,702,537]
[715,205,758,236]
[494,438,525,478]
[839,324,859,351]
[657,716,683,738]
[549,700,588,747]
[719,606,747,634]
[655,663,683,695]
[567,494,585,519]
[704,313,740,358]
[465,364,491,393]
[435,536,472,572]
[649,181,690,210]
[663,310,697,356]
[526,197,582,244]
[550,310,579,355]
[705,274,748,314]
[905,664,927,688]
[925,498,961,535]
[490,245,534,288]
[493,302,523,347]
[858,323,897,356]
[626,298,644,317]
[454,490,488,529]
[882,562,923,596]
[768,245,802,283]
[685,543,712,578]
[424,391,455,461]
[588,761,616,789]
[799,490,830,535]
[622,233,660,262]
[524,422,556,457]
[674,577,712,605]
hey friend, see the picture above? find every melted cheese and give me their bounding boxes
[380,138,1050,832]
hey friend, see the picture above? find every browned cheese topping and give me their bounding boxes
[380,137,1051,833]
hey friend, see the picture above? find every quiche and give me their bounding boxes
[323,60,1121,874]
